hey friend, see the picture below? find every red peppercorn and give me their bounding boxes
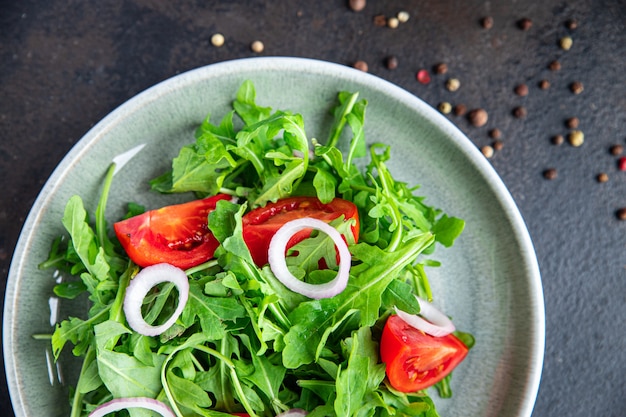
[618,157,626,171]
[416,69,431,84]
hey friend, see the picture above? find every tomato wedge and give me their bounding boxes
[113,194,231,269]
[380,314,468,392]
[242,197,360,266]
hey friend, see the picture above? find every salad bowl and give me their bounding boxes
[3,57,544,417]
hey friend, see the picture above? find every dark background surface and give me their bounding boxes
[1,1,624,416]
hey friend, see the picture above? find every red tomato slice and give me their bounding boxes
[380,314,468,392]
[241,197,360,266]
[113,194,231,269]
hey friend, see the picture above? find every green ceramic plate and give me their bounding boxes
[4,57,544,417]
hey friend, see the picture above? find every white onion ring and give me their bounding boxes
[394,296,455,337]
[268,217,351,299]
[123,263,189,336]
[88,397,176,417]
[276,409,308,417]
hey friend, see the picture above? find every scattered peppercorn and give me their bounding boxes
[539,79,551,89]
[514,84,529,96]
[493,139,504,151]
[385,55,398,70]
[551,134,564,145]
[513,106,527,118]
[489,128,502,139]
[566,117,580,129]
[453,104,467,116]
[468,108,488,127]
[373,14,387,26]
[434,63,448,74]
[559,36,573,50]
[397,11,410,23]
[616,208,626,220]
[387,17,399,28]
[596,173,609,183]
[570,81,584,94]
[446,78,461,92]
[568,130,584,147]
[549,60,561,71]
[353,60,368,72]
[438,102,452,114]
[481,145,494,158]
[543,168,557,180]
[481,16,494,29]
[250,40,264,53]
[517,18,533,30]
[416,69,431,84]
[609,144,624,155]
[211,33,225,47]
[348,0,366,12]
[618,157,626,171]
[565,19,578,30]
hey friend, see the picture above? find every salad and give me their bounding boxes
[40,81,473,417]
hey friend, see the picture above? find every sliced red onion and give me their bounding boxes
[123,263,189,336]
[88,397,175,417]
[394,296,455,337]
[268,217,351,299]
[276,409,308,417]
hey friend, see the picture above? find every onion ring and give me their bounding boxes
[394,296,455,337]
[276,409,308,417]
[123,263,189,336]
[268,217,351,299]
[88,397,175,417]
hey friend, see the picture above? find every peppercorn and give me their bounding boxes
[468,109,488,127]
[438,102,452,114]
[618,157,626,171]
[489,128,502,139]
[373,14,387,26]
[493,140,504,151]
[559,36,573,50]
[453,104,467,116]
[568,130,584,147]
[539,79,551,89]
[566,117,580,129]
[387,17,399,29]
[518,18,533,30]
[385,56,398,70]
[434,63,448,74]
[397,11,410,23]
[481,16,494,29]
[566,19,578,30]
[481,145,494,158]
[513,106,527,119]
[543,168,557,180]
[616,208,626,220]
[446,78,461,92]
[416,69,431,84]
[514,84,529,96]
[353,60,368,72]
[570,81,584,94]
[551,134,564,145]
[211,33,225,47]
[609,144,624,155]
[549,60,561,71]
[596,173,609,183]
[349,0,366,12]
[250,40,264,53]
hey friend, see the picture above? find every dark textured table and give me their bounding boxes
[1,1,624,416]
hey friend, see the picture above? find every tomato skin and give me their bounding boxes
[241,197,360,266]
[113,194,231,269]
[380,314,468,392]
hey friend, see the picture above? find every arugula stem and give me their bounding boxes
[238,294,269,355]
[415,263,433,302]
[70,345,96,417]
[38,254,66,270]
[184,259,219,276]
[327,92,358,149]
